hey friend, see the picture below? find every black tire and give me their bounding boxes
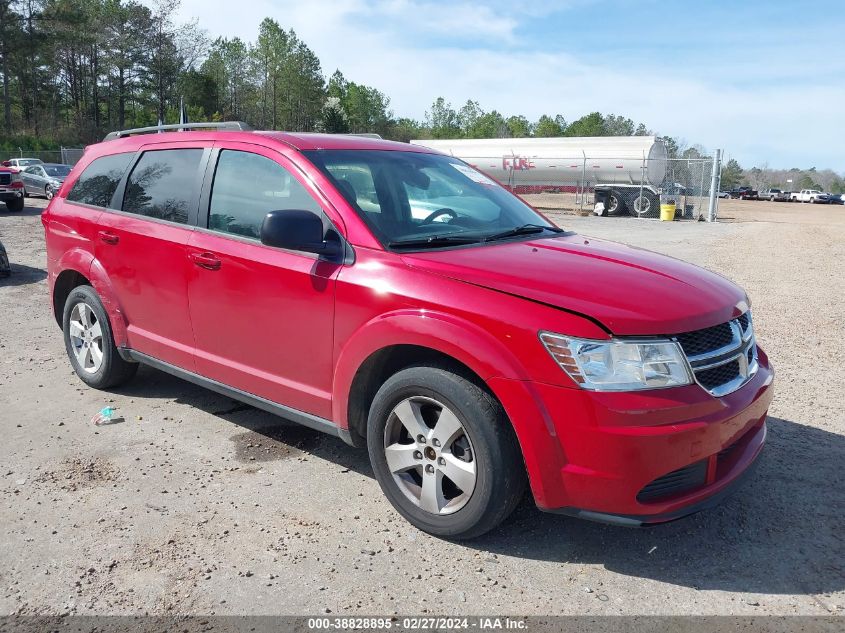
[632,193,658,218]
[5,196,23,212]
[367,364,526,539]
[45,185,54,200]
[607,192,625,215]
[62,285,138,389]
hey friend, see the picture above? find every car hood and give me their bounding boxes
[400,234,748,336]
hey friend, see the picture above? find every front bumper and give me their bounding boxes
[490,348,774,522]
[0,188,23,200]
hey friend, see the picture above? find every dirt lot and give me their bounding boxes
[0,198,843,616]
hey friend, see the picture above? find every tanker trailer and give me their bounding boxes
[410,136,668,217]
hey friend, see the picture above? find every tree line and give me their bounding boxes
[0,0,661,148]
[720,159,844,194]
[1,0,839,193]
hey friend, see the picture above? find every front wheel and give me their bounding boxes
[367,365,526,539]
[62,285,138,389]
[45,185,55,200]
[5,196,23,212]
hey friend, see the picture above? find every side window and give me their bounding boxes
[208,150,322,239]
[326,163,382,214]
[123,149,203,224]
[66,152,134,208]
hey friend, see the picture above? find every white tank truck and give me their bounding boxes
[410,136,669,217]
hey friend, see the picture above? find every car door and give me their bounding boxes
[94,144,210,370]
[22,166,41,194]
[186,143,341,419]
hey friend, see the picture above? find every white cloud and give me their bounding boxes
[368,0,518,40]
[168,0,845,171]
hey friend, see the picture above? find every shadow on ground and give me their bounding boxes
[0,203,45,218]
[116,365,844,597]
[0,263,47,286]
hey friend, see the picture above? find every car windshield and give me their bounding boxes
[18,159,42,166]
[44,165,71,177]
[304,149,559,249]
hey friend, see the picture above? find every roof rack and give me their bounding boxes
[104,121,253,141]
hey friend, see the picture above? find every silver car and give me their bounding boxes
[21,163,72,200]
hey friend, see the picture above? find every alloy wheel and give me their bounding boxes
[68,302,104,374]
[383,396,477,515]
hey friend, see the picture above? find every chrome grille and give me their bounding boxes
[674,312,757,397]
[696,360,741,391]
[676,322,734,356]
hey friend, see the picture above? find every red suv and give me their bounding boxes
[43,123,774,538]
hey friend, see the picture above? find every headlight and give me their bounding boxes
[539,332,693,391]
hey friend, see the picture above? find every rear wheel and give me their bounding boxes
[62,285,138,389]
[367,365,526,539]
[632,193,657,218]
[607,193,625,215]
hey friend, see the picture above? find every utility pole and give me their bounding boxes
[707,149,722,222]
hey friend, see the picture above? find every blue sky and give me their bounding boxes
[171,0,845,172]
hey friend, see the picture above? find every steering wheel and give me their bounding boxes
[420,207,458,225]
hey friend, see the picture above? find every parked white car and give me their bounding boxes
[4,157,44,171]
[790,189,830,203]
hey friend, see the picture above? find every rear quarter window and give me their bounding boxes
[122,149,204,225]
[66,152,134,208]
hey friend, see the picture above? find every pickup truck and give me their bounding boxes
[729,186,758,200]
[0,164,25,211]
[4,157,44,171]
[760,188,787,202]
[789,189,829,203]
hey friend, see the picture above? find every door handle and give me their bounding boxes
[189,251,221,271]
[98,230,119,245]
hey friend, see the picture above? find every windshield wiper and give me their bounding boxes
[483,224,564,242]
[388,235,482,249]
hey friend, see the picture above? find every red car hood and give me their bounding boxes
[401,234,748,336]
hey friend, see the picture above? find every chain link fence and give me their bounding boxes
[0,147,85,166]
[0,147,720,220]
[462,155,718,220]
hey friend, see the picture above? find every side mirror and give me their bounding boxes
[260,209,343,259]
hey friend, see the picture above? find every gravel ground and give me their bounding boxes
[0,197,843,617]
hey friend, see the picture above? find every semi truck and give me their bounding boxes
[410,136,670,217]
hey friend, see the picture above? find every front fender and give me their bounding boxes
[332,308,532,429]
[331,308,567,507]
